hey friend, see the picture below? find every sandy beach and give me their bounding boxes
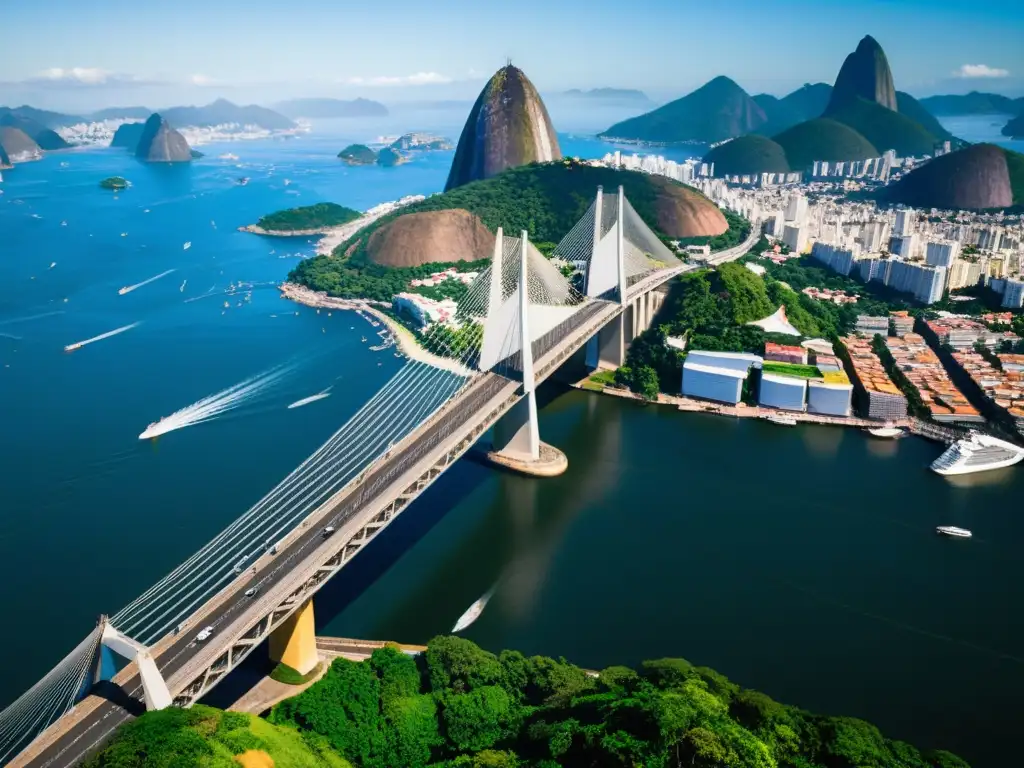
[278,282,472,376]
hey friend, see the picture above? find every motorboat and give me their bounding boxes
[763,413,797,426]
[936,526,972,538]
[866,424,904,439]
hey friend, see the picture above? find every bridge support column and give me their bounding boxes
[269,597,318,676]
[485,229,567,478]
[97,619,172,711]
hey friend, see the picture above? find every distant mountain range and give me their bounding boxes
[273,98,388,119]
[918,92,1024,116]
[604,34,958,179]
[559,88,653,105]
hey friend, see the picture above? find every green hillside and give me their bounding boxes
[919,92,1024,116]
[83,705,352,767]
[773,117,879,169]
[824,96,938,156]
[1005,148,1024,204]
[896,92,955,142]
[703,134,790,176]
[1004,114,1024,139]
[257,202,361,232]
[755,83,834,134]
[600,76,767,143]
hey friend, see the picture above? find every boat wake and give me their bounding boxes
[139,364,294,440]
[119,268,176,296]
[65,322,140,352]
[452,586,496,633]
[287,387,332,409]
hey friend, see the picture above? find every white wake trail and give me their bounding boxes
[287,386,332,410]
[139,364,293,439]
[119,269,176,296]
[64,323,140,352]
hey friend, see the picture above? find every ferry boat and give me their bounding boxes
[183,241,191,250]
[117,286,130,295]
[930,432,1024,476]
[936,526,972,538]
[763,413,797,426]
[452,589,494,633]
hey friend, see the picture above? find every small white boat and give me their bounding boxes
[183,241,192,250]
[120,232,127,237]
[866,424,903,439]
[763,414,797,426]
[452,589,495,633]
[60,221,67,227]
[180,279,187,292]
[48,262,56,270]
[936,526,972,538]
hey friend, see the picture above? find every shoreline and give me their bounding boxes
[237,224,334,237]
[278,282,472,376]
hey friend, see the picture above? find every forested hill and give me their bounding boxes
[85,637,970,768]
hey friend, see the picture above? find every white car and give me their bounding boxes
[195,626,214,642]
[321,526,335,537]
[244,587,259,598]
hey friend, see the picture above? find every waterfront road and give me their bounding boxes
[16,301,615,768]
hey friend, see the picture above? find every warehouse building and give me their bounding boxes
[758,373,808,411]
[682,361,749,404]
[808,378,854,417]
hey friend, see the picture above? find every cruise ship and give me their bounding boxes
[930,432,1024,476]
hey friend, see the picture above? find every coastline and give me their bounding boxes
[237,224,333,237]
[278,282,472,376]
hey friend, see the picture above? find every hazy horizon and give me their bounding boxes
[2,0,1023,113]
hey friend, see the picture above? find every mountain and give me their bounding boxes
[161,99,294,130]
[274,97,388,119]
[754,83,833,134]
[1003,113,1024,139]
[0,105,82,128]
[89,106,152,121]
[825,97,939,157]
[702,135,790,176]
[110,122,146,150]
[919,92,1024,116]
[366,209,495,268]
[135,113,193,162]
[338,144,377,165]
[600,76,766,143]
[0,126,43,162]
[0,113,71,150]
[773,117,879,169]
[826,35,897,112]
[0,144,10,169]
[445,64,561,192]
[561,88,653,105]
[883,144,1022,210]
[895,91,954,141]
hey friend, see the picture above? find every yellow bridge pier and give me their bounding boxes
[268,598,318,675]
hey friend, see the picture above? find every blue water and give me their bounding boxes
[938,114,1024,153]
[0,124,682,712]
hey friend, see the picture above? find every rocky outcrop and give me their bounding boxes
[0,126,43,162]
[111,122,146,150]
[0,114,70,150]
[1003,114,1024,139]
[365,209,495,268]
[376,147,407,167]
[445,65,561,191]
[0,144,10,169]
[827,35,898,113]
[135,113,193,162]
[703,135,790,177]
[602,76,766,144]
[647,176,728,237]
[883,144,1013,210]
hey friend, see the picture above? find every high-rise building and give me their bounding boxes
[1003,279,1024,309]
[782,224,808,254]
[891,233,919,259]
[888,261,946,304]
[894,208,914,237]
[785,194,808,225]
[926,240,961,269]
[947,258,983,291]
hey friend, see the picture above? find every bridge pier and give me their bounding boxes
[269,597,319,676]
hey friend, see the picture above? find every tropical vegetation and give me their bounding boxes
[99,176,129,191]
[339,144,378,165]
[86,637,972,767]
[257,202,362,232]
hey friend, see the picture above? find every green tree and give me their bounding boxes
[426,636,506,695]
[442,686,516,753]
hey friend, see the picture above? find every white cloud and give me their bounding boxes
[36,67,113,85]
[189,74,215,86]
[954,64,1010,78]
[342,72,452,87]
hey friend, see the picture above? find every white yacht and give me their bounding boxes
[763,413,797,426]
[930,432,1024,476]
[936,526,972,538]
[866,424,903,439]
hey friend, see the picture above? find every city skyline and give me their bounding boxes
[2,0,1023,111]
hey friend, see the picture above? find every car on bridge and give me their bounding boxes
[321,526,335,537]
[195,626,214,643]
[244,587,259,598]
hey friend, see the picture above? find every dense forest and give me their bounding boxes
[290,161,747,302]
[257,202,362,232]
[86,637,969,767]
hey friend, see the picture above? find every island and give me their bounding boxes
[84,637,971,768]
[135,113,193,163]
[239,202,362,235]
[376,147,408,167]
[99,176,129,191]
[1003,113,1024,140]
[110,122,145,151]
[338,143,378,165]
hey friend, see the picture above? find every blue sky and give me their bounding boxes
[2,0,1023,111]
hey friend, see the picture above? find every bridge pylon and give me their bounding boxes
[85,615,172,711]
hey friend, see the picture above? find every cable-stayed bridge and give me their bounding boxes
[1,186,755,767]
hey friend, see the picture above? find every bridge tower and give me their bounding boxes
[268,597,318,676]
[483,228,568,477]
[585,185,629,369]
[86,616,172,711]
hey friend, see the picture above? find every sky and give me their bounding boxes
[2,0,1023,112]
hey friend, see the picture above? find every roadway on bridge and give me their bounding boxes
[19,303,613,768]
